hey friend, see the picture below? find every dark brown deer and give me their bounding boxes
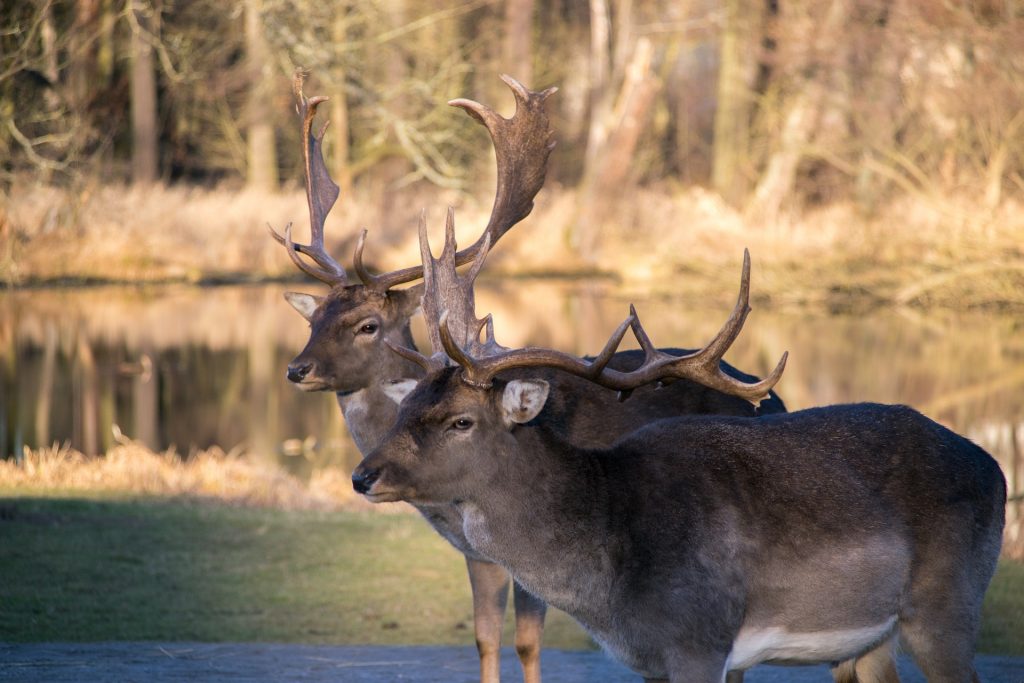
[355,250,1005,683]
[273,73,790,683]
[272,72,558,683]
[271,72,557,455]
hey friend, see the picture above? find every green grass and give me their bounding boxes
[0,494,592,648]
[980,557,1024,654]
[0,494,1021,655]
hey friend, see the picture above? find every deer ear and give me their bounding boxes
[284,292,323,321]
[382,378,419,405]
[501,380,550,426]
[390,284,424,318]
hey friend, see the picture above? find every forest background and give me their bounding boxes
[2,0,1023,308]
[2,0,1024,648]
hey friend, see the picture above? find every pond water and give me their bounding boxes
[1,281,1021,549]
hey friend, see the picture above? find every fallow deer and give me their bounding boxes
[272,72,557,683]
[356,249,1005,683]
[273,73,791,683]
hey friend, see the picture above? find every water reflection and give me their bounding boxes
[1,282,1022,553]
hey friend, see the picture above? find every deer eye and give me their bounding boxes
[451,418,474,431]
[356,321,379,335]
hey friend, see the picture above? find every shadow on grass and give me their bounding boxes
[0,496,593,648]
[1,496,1021,654]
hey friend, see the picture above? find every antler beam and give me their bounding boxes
[269,70,349,286]
[437,250,787,404]
[353,75,557,293]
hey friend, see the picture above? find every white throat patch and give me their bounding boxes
[382,378,419,406]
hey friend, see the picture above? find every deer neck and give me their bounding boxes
[337,383,403,454]
[460,426,615,620]
[339,325,424,455]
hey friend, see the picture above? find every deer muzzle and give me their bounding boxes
[351,465,380,495]
[286,360,314,383]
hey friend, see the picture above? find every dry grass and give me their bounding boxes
[0,433,392,512]
[4,179,1024,310]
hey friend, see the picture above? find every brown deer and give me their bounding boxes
[273,73,791,683]
[272,72,557,454]
[272,72,557,683]
[355,249,1005,683]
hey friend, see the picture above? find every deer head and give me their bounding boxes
[273,71,557,394]
[354,246,787,504]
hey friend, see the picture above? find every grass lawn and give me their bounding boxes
[0,494,592,649]
[0,493,1021,655]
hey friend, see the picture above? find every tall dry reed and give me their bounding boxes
[0,431,380,511]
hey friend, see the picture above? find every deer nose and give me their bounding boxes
[287,362,313,383]
[351,468,380,494]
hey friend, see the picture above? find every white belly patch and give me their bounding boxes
[725,617,896,670]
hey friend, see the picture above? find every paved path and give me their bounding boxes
[1,644,1021,682]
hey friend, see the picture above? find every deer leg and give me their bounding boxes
[831,635,900,683]
[664,651,729,683]
[854,636,900,683]
[466,557,511,683]
[898,551,988,683]
[900,610,980,683]
[645,664,735,683]
[512,581,547,683]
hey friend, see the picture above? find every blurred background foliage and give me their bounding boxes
[2,0,1023,270]
[1,0,1023,614]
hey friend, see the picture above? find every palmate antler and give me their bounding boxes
[431,249,788,405]
[270,71,557,294]
[385,206,499,374]
[268,71,348,285]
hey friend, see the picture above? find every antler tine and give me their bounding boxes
[613,251,786,404]
[269,71,348,286]
[419,212,446,356]
[352,228,376,289]
[438,311,484,382]
[351,75,557,293]
[418,207,495,357]
[692,248,752,365]
[628,303,659,361]
[449,74,557,261]
[439,311,636,389]
[275,222,345,284]
[623,308,779,404]
[433,251,785,404]
[384,339,447,374]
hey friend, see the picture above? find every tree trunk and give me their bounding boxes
[75,335,99,457]
[98,0,117,86]
[712,0,752,206]
[244,0,278,191]
[34,323,57,448]
[132,351,158,450]
[130,0,159,184]
[747,0,848,221]
[503,0,535,85]
[583,0,612,179]
[68,0,100,112]
[330,10,353,197]
[40,4,59,98]
[574,37,658,260]
[716,0,770,205]
[567,0,613,259]
[376,0,412,227]
[610,0,633,82]
[591,37,658,195]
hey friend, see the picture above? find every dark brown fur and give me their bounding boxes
[356,368,1005,683]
